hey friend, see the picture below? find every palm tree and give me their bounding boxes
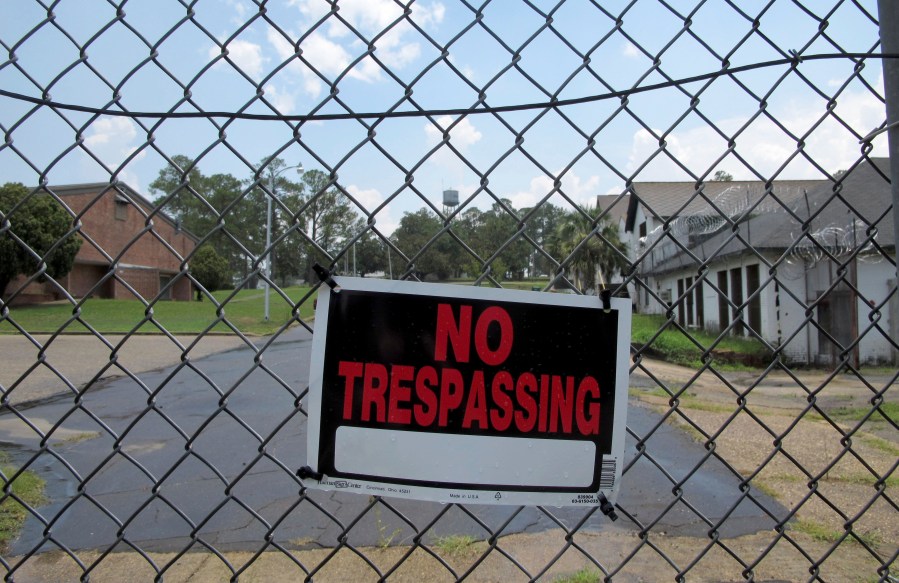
[552,203,629,293]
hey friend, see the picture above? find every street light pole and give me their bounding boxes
[264,163,303,321]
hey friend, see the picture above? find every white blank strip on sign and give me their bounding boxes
[335,427,596,488]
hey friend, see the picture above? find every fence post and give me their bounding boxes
[878,0,899,281]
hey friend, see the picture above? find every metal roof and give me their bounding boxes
[642,158,894,275]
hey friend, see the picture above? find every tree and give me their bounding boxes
[523,202,567,277]
[482,201,530,280]
[0,183,82,297]
[391,209,457,280]
[248,159,306,287]
[713,170,734,182]
[552,204,629,294]
[150,156,254,284]
[348,219,389,277]
[189,245,230,300]
[456,202,531,281]
[296,169,358,282]
[454,207,487,277]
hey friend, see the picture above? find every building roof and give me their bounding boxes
[45,182,199,242]
[595,194,631,226]
[637,158,894,275]
[625,179,824,232]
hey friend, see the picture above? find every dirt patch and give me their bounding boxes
[11,529,889,582]
[629,358,898,581]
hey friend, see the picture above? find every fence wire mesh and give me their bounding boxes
[0,0,897,581]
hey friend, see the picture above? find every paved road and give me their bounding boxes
[1,327,784,555]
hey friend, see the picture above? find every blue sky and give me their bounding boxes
[0,0,889,234]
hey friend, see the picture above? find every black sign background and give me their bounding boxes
[316,288,619,493]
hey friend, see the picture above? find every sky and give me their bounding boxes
[0,0,889,235]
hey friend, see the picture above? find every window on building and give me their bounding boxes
[696,276,705,327]
[159,275,173,300]
[717,270,729,331]
[746,264,761,335]
[639,221,647,238]
[730,267,744,335]
[114,195,129,221]
[685,276,695,326]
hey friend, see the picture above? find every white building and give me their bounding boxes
[620,158,897,367]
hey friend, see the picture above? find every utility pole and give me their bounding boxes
[878,1,899,281]
[264,163,303,321]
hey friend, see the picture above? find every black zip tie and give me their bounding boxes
[600,289,612,312]
[598,493,618,521]
[313,263,338,290]
[298,466,324,481]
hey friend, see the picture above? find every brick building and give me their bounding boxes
[6,183,196,304]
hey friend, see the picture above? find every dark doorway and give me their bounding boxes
[817,288,858,369]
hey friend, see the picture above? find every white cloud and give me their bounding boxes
[264,83,296,114]
[85,117,136,148]
[83,117,145,190]
[280,0,445,91]
[625,81,888,181]
[456,62,475,81]
[224,0,248,24]
[506,171,601,210]
[622,42,640,58]
[346,185,399,234]
[208,39,266,80]
[296,0,444,37]
[267,28,384,97]
[377,26,421,69]
[424,116,482,149]
[346,184,382,209]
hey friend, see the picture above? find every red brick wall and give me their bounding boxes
[3,185,196,304]
[68,264,112,299]
[115,268,159,301]
[68,189,195,275]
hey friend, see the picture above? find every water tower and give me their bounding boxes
[442,189,459,216]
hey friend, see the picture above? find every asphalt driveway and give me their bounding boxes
[0,326,785,556]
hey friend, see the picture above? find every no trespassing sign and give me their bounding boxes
[304,277,631,507]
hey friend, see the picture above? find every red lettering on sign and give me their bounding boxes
[549,376,575,434]
[362,363,388,422]
[463,371,488,429]
[490,371,514,431]
[414,366,438,426]
[338,361,364,420]
[514,372,538,432]
[474,306,514,366]
[538,374,550,432]
[435,304,514,366]
[435,304,472,363]
[439,368,464,426]
[388,365,414,424]
[336,361,602,437]
[576,376,601,436]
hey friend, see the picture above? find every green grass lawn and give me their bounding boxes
[1,283,771,369]
[632,313,770,368]
[0,453,45,552]
[0,286,319,336]
[445,278,553,291]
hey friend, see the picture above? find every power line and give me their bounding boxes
[0,53,894,122]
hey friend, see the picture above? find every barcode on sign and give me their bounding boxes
[599,459,616,490]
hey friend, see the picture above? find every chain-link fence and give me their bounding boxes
[1,0,897,580]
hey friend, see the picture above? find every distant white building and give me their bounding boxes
[616,158,897,367]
